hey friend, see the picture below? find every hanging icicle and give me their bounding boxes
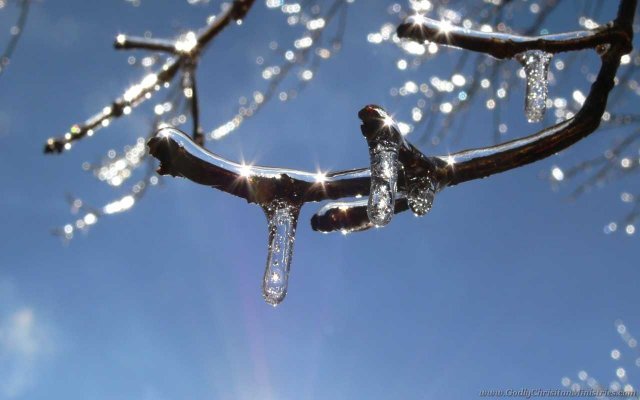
[361,107,402,227]
[516,50,553,123]
[407,176,436,217]
[261,199,301,306]
[368,143,399,226]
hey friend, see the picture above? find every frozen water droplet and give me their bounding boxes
[408,177,436,216]
[261,200,300,306]
[516,50,552,123]
[368,142,399,226]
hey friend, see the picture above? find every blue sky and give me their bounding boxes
[0,1,639,399]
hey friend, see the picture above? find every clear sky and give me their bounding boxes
[0,1,639,399]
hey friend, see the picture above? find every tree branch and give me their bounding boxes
[148,31,630,232]
[311,0,637,233]
[439,45,624,186]
[147,104,447,205]
[49,0,638,236]
[310,197,410,233]
[44,0,256,153]
[396,11,631,60]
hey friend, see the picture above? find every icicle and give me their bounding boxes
[362,108,402,227]
[367,141,399,226]
[261,199,300,306]
[358,106,402,227]
[516,50,553,123]
[407,176,436,216]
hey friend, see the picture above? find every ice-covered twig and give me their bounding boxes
[396,12,630,60]
[44,59,181,153]
[116,0,255,55]
[53,118,172,239]
[310,196,410,234]
[43,0,256,153]
[562,129,640,199]
[53,167,160,241]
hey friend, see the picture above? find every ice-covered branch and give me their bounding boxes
[396,11,630,60]
[46,0,351,251]
[147,105,442,206]
[44,59,181,153]
[556,128,640,200]
[313,0,635,233]
[149,26,631,235]
[148,126,372,205]
[148,1,634,237]
[115,0,256,55]
[43,0,256,153]
[54,170,159,241]
[315,42,630,232]
[148,104,437,306]
[440,42,628,187]
[310,197,410,234]
[46,0,638,304]
[53,116,174,239]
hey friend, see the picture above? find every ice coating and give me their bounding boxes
[367,142,399,226]
[516,50,553,123]
[440,119,574,167]
[151,127,370,192]
[398,14,604,59]
[407,177,436,216]
[315,198,369,218]
[402,14,594,44]
[261,200,300,306]
[45,58,181,153]
[311,194,409,234]
[359,106,403,227]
